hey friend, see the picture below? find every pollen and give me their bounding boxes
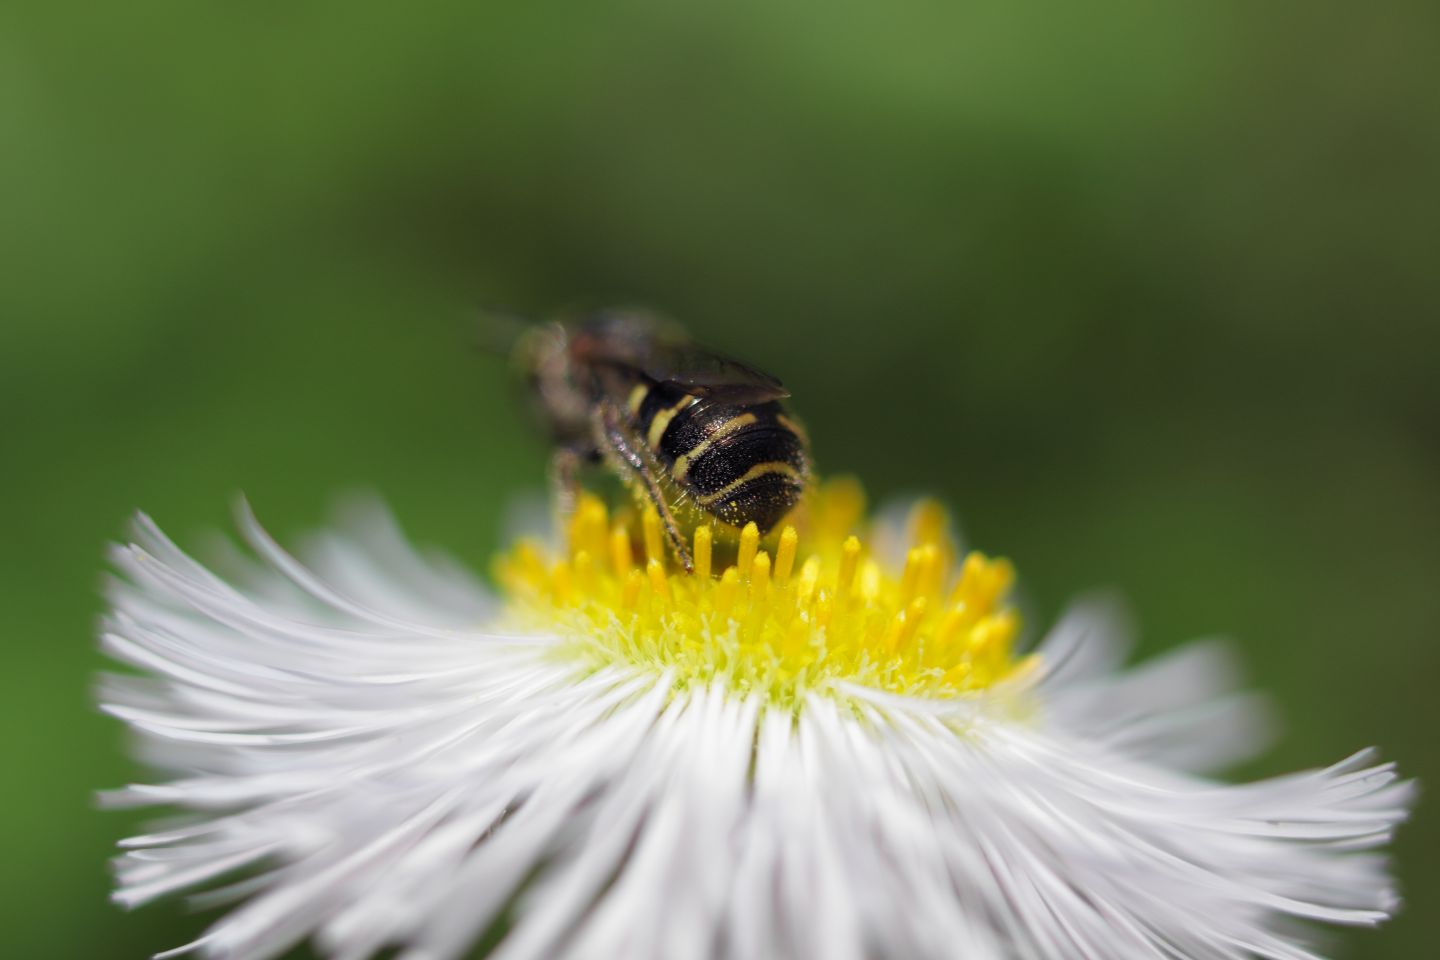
[495,480,1036,708]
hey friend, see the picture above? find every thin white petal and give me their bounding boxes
[100,507,1411,960]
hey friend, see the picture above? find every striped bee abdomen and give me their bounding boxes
[632,385,808,534]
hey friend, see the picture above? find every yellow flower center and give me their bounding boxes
[495,479,1037,708]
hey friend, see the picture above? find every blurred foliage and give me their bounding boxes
[2,0,1437,956]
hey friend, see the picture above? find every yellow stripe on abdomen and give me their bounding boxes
[627,383,650,417]
[671,413,758,483]
[647,395,697,449]
[694,461,804,506]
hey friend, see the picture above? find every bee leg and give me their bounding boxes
[549,446,584,523]
[594,406,695,572]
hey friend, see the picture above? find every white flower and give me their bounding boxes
[100,483,1412,960]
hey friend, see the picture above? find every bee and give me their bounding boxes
[520,309,811,571]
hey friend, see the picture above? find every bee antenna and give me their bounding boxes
[469,306,533,358]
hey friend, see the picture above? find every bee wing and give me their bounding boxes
[576,312,791,402]
[636,343,791,402]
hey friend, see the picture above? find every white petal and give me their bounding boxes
[101,508,1411,960]
[1036,597,1276,773]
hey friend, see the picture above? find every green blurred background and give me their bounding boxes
[4,0,1436,955]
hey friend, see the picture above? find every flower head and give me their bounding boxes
[499,480,1031,708]
[101,481,1412,960]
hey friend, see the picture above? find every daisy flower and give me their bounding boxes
[100,478,1412,960]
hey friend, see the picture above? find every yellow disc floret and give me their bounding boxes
[495,480,1037,709]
